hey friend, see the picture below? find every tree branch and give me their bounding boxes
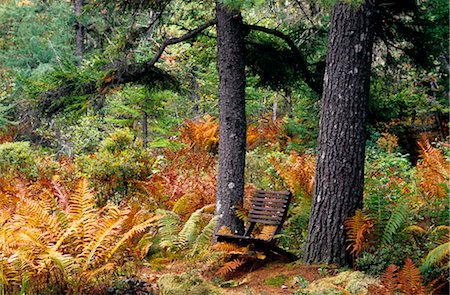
[40,19,217,109]
[245,24,322,93]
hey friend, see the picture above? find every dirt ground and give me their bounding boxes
[138,261,328,294]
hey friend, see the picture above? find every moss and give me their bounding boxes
[304,271,381,295]
[264,274,288,287]
[158,272,219,295]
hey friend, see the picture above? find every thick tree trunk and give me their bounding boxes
[304,2,376,266]
[215,1,246,235]
[74,0,85,61]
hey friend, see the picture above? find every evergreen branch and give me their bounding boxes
[245,23,322,93]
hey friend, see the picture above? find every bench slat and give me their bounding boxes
[247,218,280,225]
[251,197,289,203]
[250,205,286,212]
[249,210,284,217]
[255,190,290,196]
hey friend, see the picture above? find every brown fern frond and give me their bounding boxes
[212,242,248,254]
[344,209,374,257]
[380,264,399,294]
[103,215,161,262]
[398,258,425,295]
[257,225,277,241]
[69,178,96,220]
[269,152,315,197]
[79,211,128,271]
[416,137,450,201]
[216,258,246,276]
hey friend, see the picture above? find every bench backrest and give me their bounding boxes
[244,189,292,241]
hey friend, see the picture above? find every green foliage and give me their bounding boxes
[264,274,287,287]
[0,0,73,72]
[76,128,157,203]
[156,205,216,254]
[0,141,39,178]
[36,114,105,156]
[380,198,410,246]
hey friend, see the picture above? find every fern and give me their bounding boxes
[381,199,409,246]
[156,209,181,250]
[69,178,96,219]
[103,214,161,262]
[380,264,398,294]
[176,207,204,249]
[191,216,218,256]
[212,242,248,255]
[398,258,425,295]
[420,238,450,273]
[344,209,374,257]
[257,225,277,241]
[216,258,246,276]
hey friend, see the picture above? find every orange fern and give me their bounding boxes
[180,115,219,152]
[216,258,246,276]
[416,137,450,202]
[344,209,374,258]
[397,258,426,295]
[380,264,399,295]
[270,151,315,197]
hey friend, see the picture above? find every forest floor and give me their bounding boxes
[136,260,389,294]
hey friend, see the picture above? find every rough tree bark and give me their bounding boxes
[74,0,85,61]
[214,1,246,235]
[304,1,377,266]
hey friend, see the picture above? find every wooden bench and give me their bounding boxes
[215,189,297,261]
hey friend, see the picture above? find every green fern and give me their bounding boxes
[176,208,203,249]
[156,209,181,250]
[191,216,218,256]
[381,199,409,246]
[420,241,450,272]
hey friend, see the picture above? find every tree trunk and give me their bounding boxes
[215,1,246,235]
[74,0,85,61]
[304,1,376,266]
[142,109,148,148]
[284,88,293,119]
[272,93,278,122]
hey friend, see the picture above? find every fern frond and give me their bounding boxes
[420,240,450,272]
[380,264,398,294]
[80,262,115,284]
[398,258,425,295]
[80,213,127,271]
[69,178,96,220]
[403,225,427,235]
[212,242,248,255]
[176,207,203,249]
[103,215,161,263]
[135,231,156,259]
[344,209,374,257]
[191,216,218,256]
[381,199,409,246]
[257,225,277,241]
[216,258,246,276]
[156,210,181,250]
[39,249,78,281]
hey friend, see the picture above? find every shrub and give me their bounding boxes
[76,128,157,204]
[0,141,39,178]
